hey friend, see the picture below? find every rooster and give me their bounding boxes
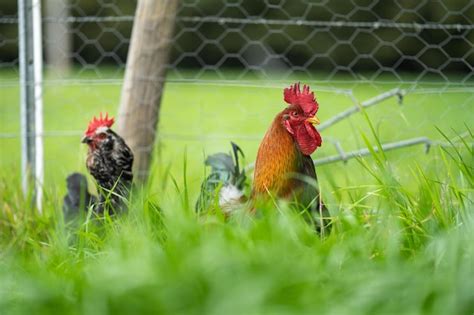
[196,142,246,214]
[197,83,330,232]
[252,83,330,232]
[81,113,134,214]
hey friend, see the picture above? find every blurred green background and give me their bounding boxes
[1,69,472,203]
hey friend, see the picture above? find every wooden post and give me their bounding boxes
[117,0,179,183]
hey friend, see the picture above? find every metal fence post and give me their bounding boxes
[18,0,44,212]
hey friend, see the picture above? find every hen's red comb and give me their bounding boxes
[85,112,114,136]
[283,82,319,116]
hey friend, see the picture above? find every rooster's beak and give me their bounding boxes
[81,136,92,144]
[306,116,320,125]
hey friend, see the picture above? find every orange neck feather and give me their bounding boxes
[252,113,300,198]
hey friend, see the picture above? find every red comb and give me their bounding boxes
[283,82,319,116]
[85,112,114,136]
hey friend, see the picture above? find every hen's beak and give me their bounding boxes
[306,116,320,125]
[81,136,92,144]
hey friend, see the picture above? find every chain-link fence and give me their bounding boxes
[0,0,473,191]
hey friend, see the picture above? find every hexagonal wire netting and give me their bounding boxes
[0,0,473,185]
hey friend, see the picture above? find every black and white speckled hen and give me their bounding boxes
[81,113,134,214]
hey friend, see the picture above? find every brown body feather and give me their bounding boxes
[252,112,329,232]
[253,113,300,197]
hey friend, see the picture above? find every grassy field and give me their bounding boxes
[0,70,473,314]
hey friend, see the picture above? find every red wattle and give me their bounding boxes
[295,122,322,155]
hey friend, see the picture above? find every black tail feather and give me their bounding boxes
[62,172,97,220]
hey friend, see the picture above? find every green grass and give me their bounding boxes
[0,70,473,314]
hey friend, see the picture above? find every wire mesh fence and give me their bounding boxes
[0,0,473,188]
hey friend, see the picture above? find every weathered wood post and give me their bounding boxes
[117,0,179,183]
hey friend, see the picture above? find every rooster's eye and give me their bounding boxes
[292,111,299,117]
[97,133,107,140]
